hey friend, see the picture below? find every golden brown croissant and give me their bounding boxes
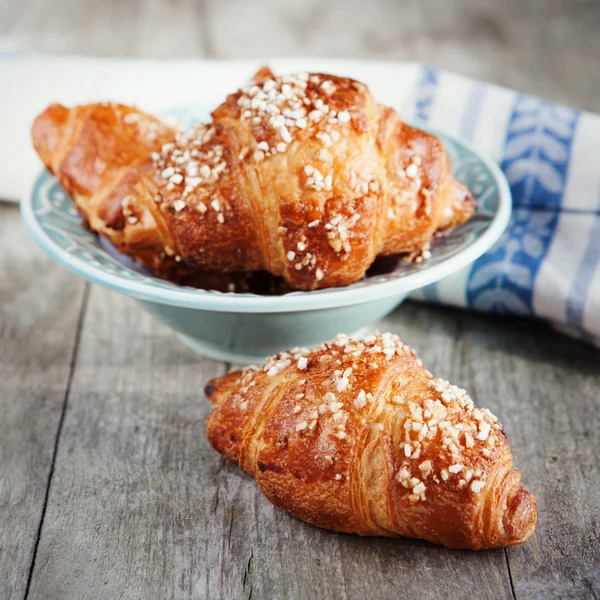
[32,68,475,290]
[205,333,536,549]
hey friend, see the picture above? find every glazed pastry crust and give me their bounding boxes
[32,69,475,290]
[205,333,536,549]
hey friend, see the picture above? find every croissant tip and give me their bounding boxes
[204,381,217,400]
[31,104,70,168]
[503,485,537,545]
[483,468,537,548]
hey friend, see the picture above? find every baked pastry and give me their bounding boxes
[32,68,475,290]
[205,332,536,549]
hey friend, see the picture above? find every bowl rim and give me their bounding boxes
[21,129,511,314]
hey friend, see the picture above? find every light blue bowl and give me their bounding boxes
[21,116,510,363]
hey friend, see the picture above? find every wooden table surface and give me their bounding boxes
[1,1,599,599]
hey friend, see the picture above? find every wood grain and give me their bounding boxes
[26,286,515,600]
[0,205,87,599]
[2,0,599,598]
[24,292,600,599]
[25,285,228,599]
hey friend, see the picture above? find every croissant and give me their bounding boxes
[32,67,475,290]
[205,333,536,549]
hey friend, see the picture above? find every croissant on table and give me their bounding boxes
[205,333,536,549]
[32,67,475,290]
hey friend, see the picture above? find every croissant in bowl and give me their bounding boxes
[32,67,475,290]
[205,333,536,549]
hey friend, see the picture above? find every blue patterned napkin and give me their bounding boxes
[405,67,600,345]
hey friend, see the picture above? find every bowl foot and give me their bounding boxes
[176,327,372,364]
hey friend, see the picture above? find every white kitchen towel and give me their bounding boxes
[1,56,599,344]
[0,56,422,201]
